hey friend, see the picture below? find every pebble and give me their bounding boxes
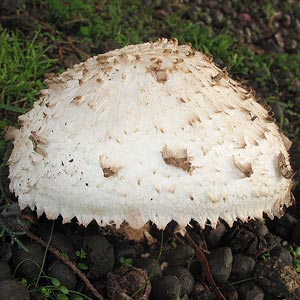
[227,226,258,257]
[164,265,194,296]
[202,14,212,25]
[11,238,44,281]
[277,213,298,229]
[264,233,282,251]
[0,259,11,280]
[220,282,238,300]
[230,254,256,281]
[212,9,224,25]
[192,289,216,299]
[0,243,12,262]
[207,247,233,284]
[134,257,162,280]
[192,281,205,294]
[35,226,76,262]
[206,222,227,249]
[84,234,115,279]
[107,266,151,300]
[270,246,293,265]
[47,260,77,290]
[114,240,136,264]
[238,13,252,25]
[0,279,30,300]
[285,38,298,50]
[273,225,290,241]
[253,221,269,238]
[291,79,300,93]
[0,203,31,230]
[254,257,299,298]
[237,282,264,300]
[151,275,182,300]
[165,244,195,267]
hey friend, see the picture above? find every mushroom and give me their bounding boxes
[8,38,293,231]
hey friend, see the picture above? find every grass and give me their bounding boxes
[28,0,300,138]
[0,26,56,203]
[0,27,55,114]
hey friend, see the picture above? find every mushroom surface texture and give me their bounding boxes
[8,39,294,230]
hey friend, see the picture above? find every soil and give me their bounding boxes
[1,1,300,300]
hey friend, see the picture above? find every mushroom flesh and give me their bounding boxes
[8,39,294,230]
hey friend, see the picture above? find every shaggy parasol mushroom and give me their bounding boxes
[8,38,293,232]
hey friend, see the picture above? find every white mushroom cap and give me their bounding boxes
[8,39,293,229]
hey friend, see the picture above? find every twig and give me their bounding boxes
[16,225,104,300]
[67,35,90,58]
[184,232,226,300]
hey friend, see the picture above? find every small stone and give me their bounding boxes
[212,9,224,24]
[294,19,300,34]
[191,288,218,300]
[231,255,256,281]
[11,238,44,281]
[253,221,269,237]
[0,279,30,300]
[277,213,298,229]
[165,244,195,267]
[270,246,293,265]
[264,233,282,251]
[84,234,115,279]
[0,0,25,14]
[274,32,285,49]
[273,225,290,241]
[0,260,11,280]
[151,275,182,300]
[295,96,300,106]
[47,260,77,290]
[35,226,76,262]
[202,14,212,25]
[63,54,81,69]
[187,7,202,22]
[107,266,151,300]
[254,257,299,298]
[207,0,217,8]
[227,226,258,257]
[263,39,282,53]
[237,282,264,300]
[206,222,227,249]
[285,39,298,50]
[221,1,232,14]
[207,247,233,284]
[238,13,252,25]
[282,14,291,27]
[115,240,136,264]
[291,79,300,93]
[220,282,238,300]
[1,203,31,229]
[0,243,12,261]
[135,257,162,280]
[192,282,205,293]
[164,266,194,296]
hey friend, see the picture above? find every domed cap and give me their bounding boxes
[8,39,293,229]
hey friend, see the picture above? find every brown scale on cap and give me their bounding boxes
[161,146,194,174]
[278,152,294,179]
[233,157,253,178]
